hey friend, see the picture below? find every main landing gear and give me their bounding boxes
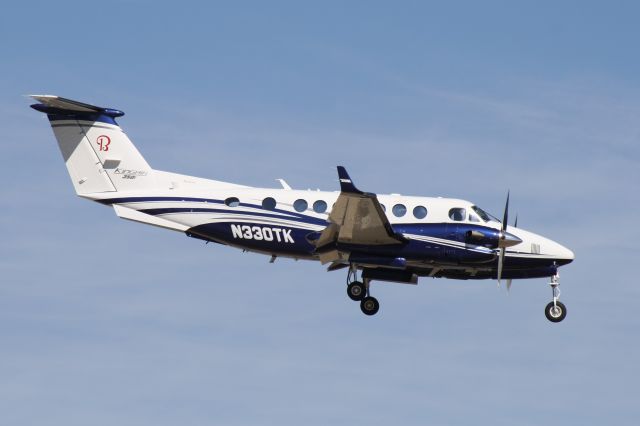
[544,274,566,323]
[346,268,379,316]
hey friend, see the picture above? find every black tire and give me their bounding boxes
[545,301,567,323]
[347,281,366,301]
[360,296,380,316]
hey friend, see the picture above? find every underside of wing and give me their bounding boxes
[317,192,402,246]
[314,167,404,263]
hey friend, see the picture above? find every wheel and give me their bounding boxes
[545,301,567,323]
[360,296,380,316]
[347,281,366,301]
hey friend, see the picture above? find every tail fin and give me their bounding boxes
[30,95,156,195]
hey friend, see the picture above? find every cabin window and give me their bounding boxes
[313,200,327,213]
[380,204,386,212]
[293,199,308,212]
[262,197,276,210]
[449,207,466,221]
[392,204,407,217]
[225,197,240,207]
[413,205,428,219]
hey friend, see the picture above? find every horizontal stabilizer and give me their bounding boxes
[29,95,125,118]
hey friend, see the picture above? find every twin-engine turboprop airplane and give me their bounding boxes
[30,95,575,322]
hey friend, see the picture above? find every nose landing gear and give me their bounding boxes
[545,274,566,323]
[346,267,380,316]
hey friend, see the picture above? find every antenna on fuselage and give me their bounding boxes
[276,179,292,190]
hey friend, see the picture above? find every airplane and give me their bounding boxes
[30,95,575,322]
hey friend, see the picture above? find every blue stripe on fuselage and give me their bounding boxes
[99,196,329,225]
[140,207,328,226]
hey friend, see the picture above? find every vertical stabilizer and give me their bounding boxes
[30,95,156,195]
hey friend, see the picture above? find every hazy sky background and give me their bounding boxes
[1,1,639,425]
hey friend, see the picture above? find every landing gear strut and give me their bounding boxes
[346,267,379,316]
[544,274,566,323]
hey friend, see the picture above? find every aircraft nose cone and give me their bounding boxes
[499,231,522,248]
[559,245,575,264]
[549,241,574,266]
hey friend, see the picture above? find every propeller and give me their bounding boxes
[505,214,519,292]
[497,191,510,287]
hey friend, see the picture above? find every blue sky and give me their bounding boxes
[1,1,639,425]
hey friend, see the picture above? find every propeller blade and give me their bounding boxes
[497,247,505,287]
[514,214,518,228]
[497,191,510,288]
[502,191,510,232]
[506,279,512,293]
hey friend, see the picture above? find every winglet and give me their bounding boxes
[337,166,363,194]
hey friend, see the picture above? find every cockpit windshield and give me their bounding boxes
[471,205,500,223]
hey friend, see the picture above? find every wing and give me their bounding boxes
[314,167,404,263]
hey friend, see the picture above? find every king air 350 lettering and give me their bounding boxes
[231,224,295,243]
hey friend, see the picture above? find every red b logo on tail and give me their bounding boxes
[97,135,111,152]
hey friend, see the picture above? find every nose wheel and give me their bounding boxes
[346,267,380,316]
[545,274,566,323]
[545,300,566,322]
